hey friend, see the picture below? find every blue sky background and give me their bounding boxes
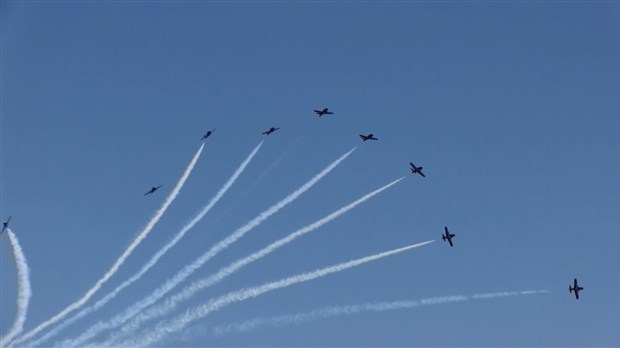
[1,2,619,346]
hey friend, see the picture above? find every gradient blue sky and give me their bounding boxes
[2,2,619,347]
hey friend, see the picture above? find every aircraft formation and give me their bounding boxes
[2,105,584,344]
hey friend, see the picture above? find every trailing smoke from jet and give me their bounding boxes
[96,176,405,346]
[61,147,355,348]
[27,142,264,348]
[13,143,205,345]
[0,230,32,347]
[116,240,433,348]
[209,290,549,337]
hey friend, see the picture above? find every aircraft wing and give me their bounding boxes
[448,239,453,247]
[419,171,426,178]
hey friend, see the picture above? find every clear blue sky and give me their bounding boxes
[2,2,619,346]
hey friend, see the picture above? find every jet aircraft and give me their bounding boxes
[1,215,11,234]
[409,162,426,177]
[569,278,584,300]
[201,129,216,141]
[442,226,455,247]
[359,134,378,142]
[144,185,162,196]
[262,127,280,135]
[314,108,334,117]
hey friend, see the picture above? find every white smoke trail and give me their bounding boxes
[117,240,434,348]
[0,230,32,347]
[209,290,549,337]
[98,176,405,346]
[208,137,301,228]
[62,147,355,348]
[27,142,263,348]
[12,144,204,345]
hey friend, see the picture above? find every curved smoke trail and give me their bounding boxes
[62,147,355,348]
[12,144,204,346]
[210,290,549,337]
[0,230,32,347]
[27,142,263,348]
[116,240,433,348]
[97,176,405,346]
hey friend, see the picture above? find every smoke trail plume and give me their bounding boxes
[208,138,300,228]
[0,230,32,347]
[13,144,204,345]
[210,290,549,337]
[117,240,433,347]
[63,147,355,348]
[28,142,263,348]
[98,176,405,346]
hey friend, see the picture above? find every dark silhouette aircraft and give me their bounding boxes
[262,127,280,135]
[201,129,216,141]
[569,278,584,300]
[144,185,162,196]
[359,134,378,142]
[1,215,11,234]
[409,162,426,177]
[442,226,455,247]
[314,108,334,117]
